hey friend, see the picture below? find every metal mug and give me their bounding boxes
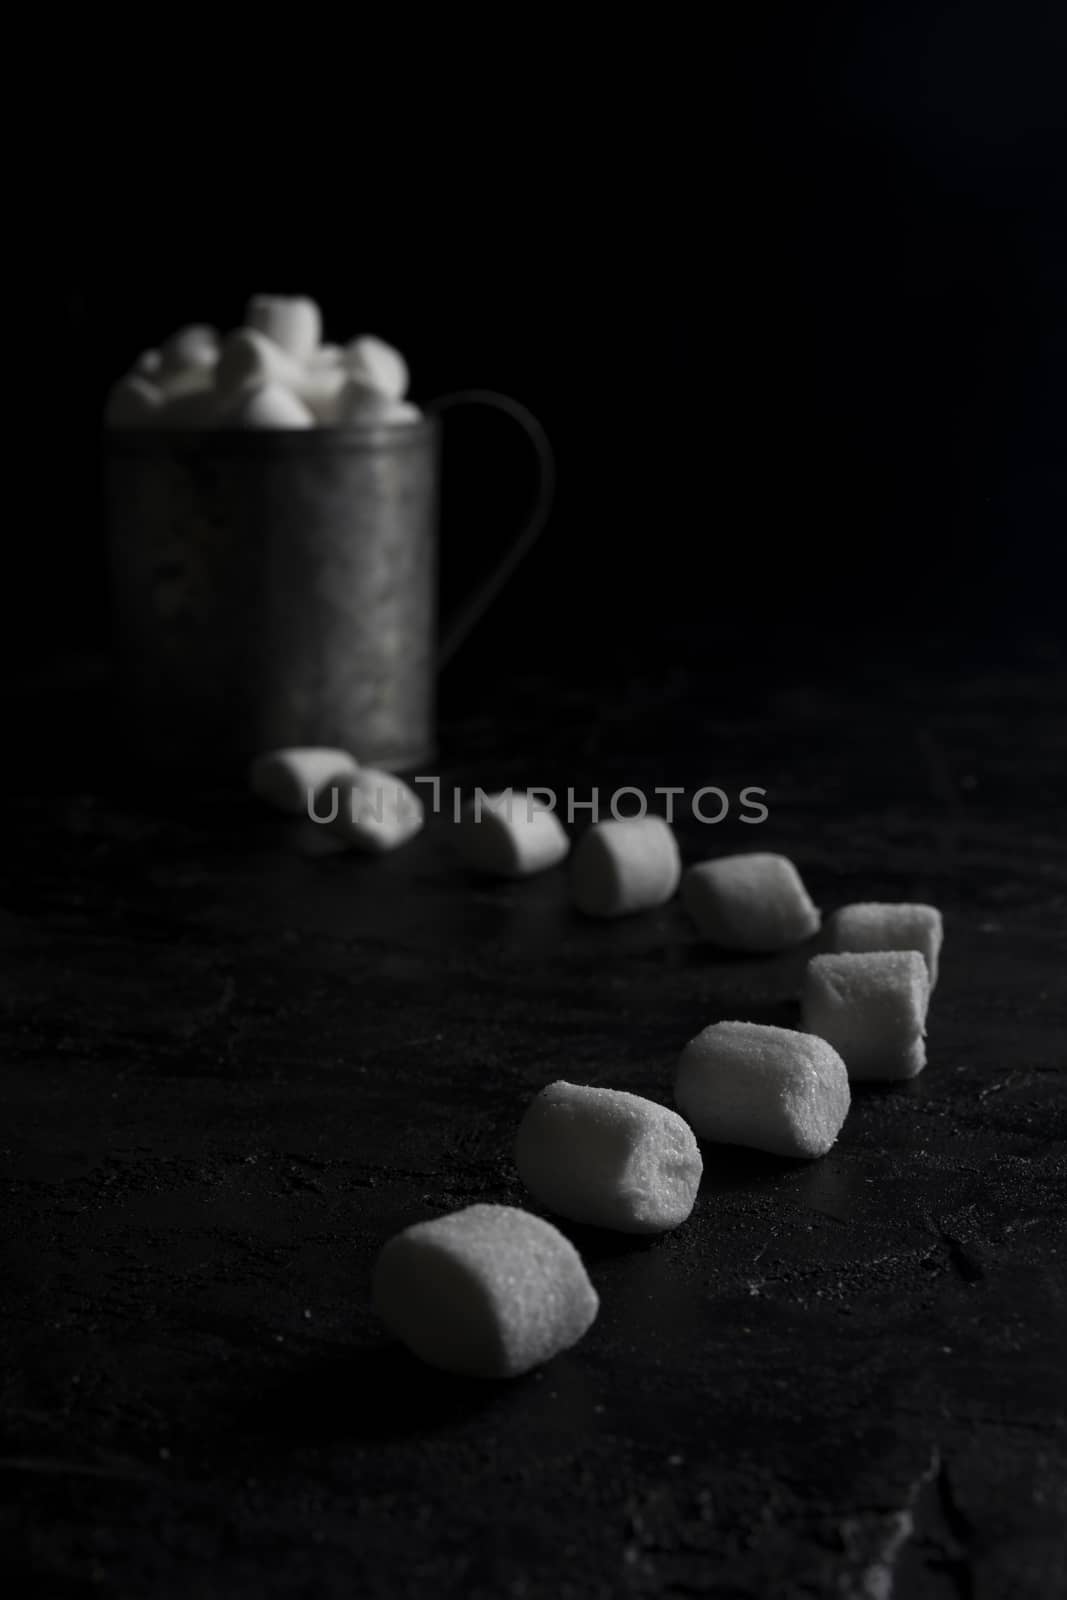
[105,392,554,774]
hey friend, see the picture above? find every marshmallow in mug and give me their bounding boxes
[516,1080,703,1234]
[336,381,421,426]
[571,815,681,917]
[344,335,409,401]
[105,375,165,428]
[245,295,322,364]
[224,381,314,430]
[373,1203,599,1378]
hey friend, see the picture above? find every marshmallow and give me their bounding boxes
[571,815,681,917]
[674,1021,850,1159]
[308,342,344,368]
[317,766,423,853]
[455,792,570,877]
[132,348,162,377]
[214,328,305,398]
[249,747,360,814]
[825,902,944,989]
[802,950,929,1080]
[224,381,314,429]
[245,295,322,364]
[372,1203,599,1378]
[516,1081,703,1234]
[343,335,409,400]
[681,852,820,952]
[295,365,348,423]
[336,380,421,426]
[160,323,219,377]
[105,376,165,428]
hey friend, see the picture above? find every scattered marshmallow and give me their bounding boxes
[455,792,570,877]
[571,815,681,917]
[515,1081,703,1233]
[105,376,165,428]
[674,1020,850,1159]
[225,381,314,430]
[802,950,929,1080]
[249,747,360,815]
[133,349,163,377]
[372,1202,599,1378]
[245,295,322,364]
[681,852,820,952]
[318,766,423,853]
[825,902,944,989]
[344,335,409,400]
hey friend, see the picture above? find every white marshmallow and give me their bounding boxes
[132,348,162,377]
[245,295,322,364]
[802,950,929,1080]
[516,1081,703,1234]
[674,1021,850,1159]
[825,902,944,989]
[372,1203,599,1378]
[681,852,820,952]
[336,380,421,426]
[105,376,165,427]
[160,323,219,377]
[455,792,570,877]
[294,364,348,424]
[224,381,314,430]
[571,815,681,917]
[343,335,409,400]
[308,342,344,368]
[214,328,305,399]
[249,747,359,814]
[317,766,423,853]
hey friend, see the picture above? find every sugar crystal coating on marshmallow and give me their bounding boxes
[681,852,820,952]
[825,902,943,989]
[674,1020,850,1159]
[516,1081,703,1233]
[571,815,681,917]
[455,792,570,878]
[318,766,423,853]
[372,1203,599,1378]
[802,950,929,1080]
[249,748,360,815]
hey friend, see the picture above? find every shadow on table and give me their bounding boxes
[240,1341,509,1446]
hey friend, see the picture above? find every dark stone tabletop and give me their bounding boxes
[2,633,1065,1599]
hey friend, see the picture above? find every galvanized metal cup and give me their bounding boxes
[105,393,553,775]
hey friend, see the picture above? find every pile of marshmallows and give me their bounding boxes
[105,295,418,431]
[252,752,943,1382]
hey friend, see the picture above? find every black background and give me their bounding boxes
[14,2,1066,685]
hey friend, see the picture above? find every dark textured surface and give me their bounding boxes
[2,640,1065,1599]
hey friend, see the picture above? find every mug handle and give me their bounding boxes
[427,389,556,668]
